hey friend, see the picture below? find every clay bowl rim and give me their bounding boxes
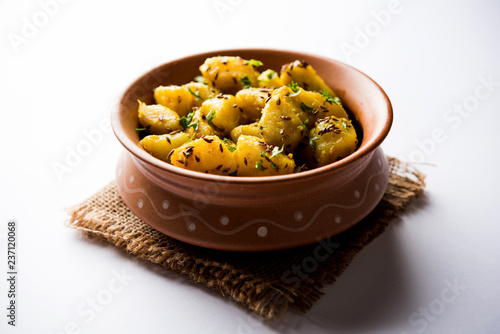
[112,48,393,184]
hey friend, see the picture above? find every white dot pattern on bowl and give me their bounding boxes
[257,226,268,237]
[188,223,196,231]
[220,215,229,226]
[129,175,134,183]
[354,190,361,199]
[162,200,170,209]
[294,211,303,221]
[334,214,342,224]
[137,199,143,208]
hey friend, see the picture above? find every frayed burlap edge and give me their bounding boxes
[66,157,425,318]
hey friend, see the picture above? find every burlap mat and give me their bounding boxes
[67,157,425,318]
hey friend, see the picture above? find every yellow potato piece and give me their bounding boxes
[234,135,295,176]
[199,56,260,95]
[199,94,240,136]
[281,60,336,97]
[258,69,282,89]
[310,117,358,167]
[230,122,262,143]
[170,135,237,175]
[138,102,182,134]
[258,86,308,152]
[182,82,219,108]
[234,88,271,123]
[140,132,191,162]
[153,86,194,118]
[186,108,225,139]
[297,90,348,124]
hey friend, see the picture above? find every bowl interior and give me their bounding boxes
[112,49,392,180]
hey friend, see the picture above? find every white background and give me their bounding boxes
[1,0,499,333]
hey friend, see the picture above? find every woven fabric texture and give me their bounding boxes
[67,157,425,318]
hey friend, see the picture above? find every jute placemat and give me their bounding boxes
[67,157,425,318]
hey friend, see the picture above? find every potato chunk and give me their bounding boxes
[182,82,219,108]
[186,108,225,139]
[234,135,295,176]
[140,132,191,162]
[199,56,260,95]
[234,88,271,123]
[297,90,348,124]
[199,94,240,135]
[258,86,308,152]
[138,102,182,134]
[258,69,282,89]
[230,122,262,143]
[153,85,194,118]
[170,135,237,175]
[281,60,336,97]
[154,83,219,117]
[310,117,358,166]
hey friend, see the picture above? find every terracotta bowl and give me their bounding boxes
[111,49,393,251]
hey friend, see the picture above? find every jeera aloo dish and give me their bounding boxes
[137,56,359,176]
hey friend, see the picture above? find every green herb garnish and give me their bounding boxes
[286,81,301,97]
[207,110,217,127]
[187,86,203,100]
[321,89,342,106]
[300,103,314,112]
[270,145,284,158]
[135,127,147,131]
[222,138,237,152]
[241,76,252,88]
[309,136,320,150]
[179,111,195,130]
[259,125,264,130]
[245,59,263,67]
[255,159,267,171]
[267,71,277,80]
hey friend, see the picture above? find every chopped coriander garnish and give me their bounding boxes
[241,76,251,88]
[207,110,217,127]
[259,125,264,130]
[321,89,342,106]
[182,134,196,146]
[260,151,265,157]
[286,81,301,97]
[194,75,207,85]
[300,103,314,112]
[255,159,267,171]
[135,127,147,131]
[269,159,278,170]
[288,81,300,92]
[222,138,237,152]
[188,119,199,130]
[267,71,277,80]
[245,59,263,67]
[187,86,203,100]
[300,118,309,131]
[309,136,320,150]
[179,111,195,130]
[270,145,284,158]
